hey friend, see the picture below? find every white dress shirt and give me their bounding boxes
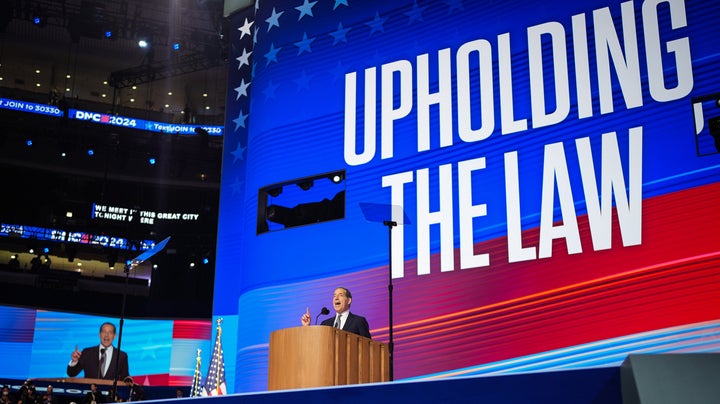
[335,310,350,329]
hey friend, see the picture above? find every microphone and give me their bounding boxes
[315,307,330,325]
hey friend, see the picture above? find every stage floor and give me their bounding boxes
[174,366,622,404]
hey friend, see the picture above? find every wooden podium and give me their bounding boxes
[268,326,390,390]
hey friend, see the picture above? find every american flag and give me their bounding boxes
[190,349,203,397]
[203,319,227,396]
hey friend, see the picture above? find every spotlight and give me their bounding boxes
[330,172,345,183]
[267,187,283,197]
[266,204,294,226]
[31,6,47,27]
[189,262,196,268]
[172,42,181,51]
[138,39,149,48]
[26,139,33,147]
[105,30,113,39]
[297,180,314,191]
[87,148,95,156]
[43,247,50,254]
[202,257,209,265]
[148,157,156,165]
[32,14,46,27]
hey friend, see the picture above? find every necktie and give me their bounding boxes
[99,348,106,378]
[334,315,341,329]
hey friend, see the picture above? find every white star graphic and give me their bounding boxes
[140,336,160,361]
[296,0,318,20]
[236,48,252,69]
[232,110,249,132]
[333,0,349,10]
[266,7,284,32]
[230,142,246,163]
[264,43,281,66]
[366,12,387,35]
[237,17,254,39]
[330,22,351,45]
[234,78,251,100]
[294,32,315,55]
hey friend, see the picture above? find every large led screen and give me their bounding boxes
[0,305,212,385]
[216,0,720,393]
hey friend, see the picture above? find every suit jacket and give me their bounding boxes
[84,391,105,404]
[321,312,371,339]
[67,345,129,380]
[42,394,58,404]
[127,384,145,402]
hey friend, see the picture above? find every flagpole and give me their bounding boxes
[202,317,225,396]
[191,348,202,397]
[215,321,222,395]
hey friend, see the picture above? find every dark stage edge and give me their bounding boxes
[171,366,622,404]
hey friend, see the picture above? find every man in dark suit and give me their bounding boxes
[67,322,129,380]
[301,287,371,339]
[84,383,105,404]
[41,385,57,404]
[123,377,145,402]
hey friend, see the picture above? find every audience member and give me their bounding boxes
[30,255,42,272]
[41,386,56,404]
[7,255,20,271]
[106,389,122,403]
[20,386,40,404]
[1,386,14,404]
[123,378,145,402]
[84,384,104,404]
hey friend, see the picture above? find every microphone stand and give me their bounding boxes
[358,203,405,382]
[111,262,131,402]
[383,220,397,381]
[108,236,170,401]
[314,307,329,325]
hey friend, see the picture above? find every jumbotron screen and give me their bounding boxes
[0,305,211,384]
[214,0,720,393]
